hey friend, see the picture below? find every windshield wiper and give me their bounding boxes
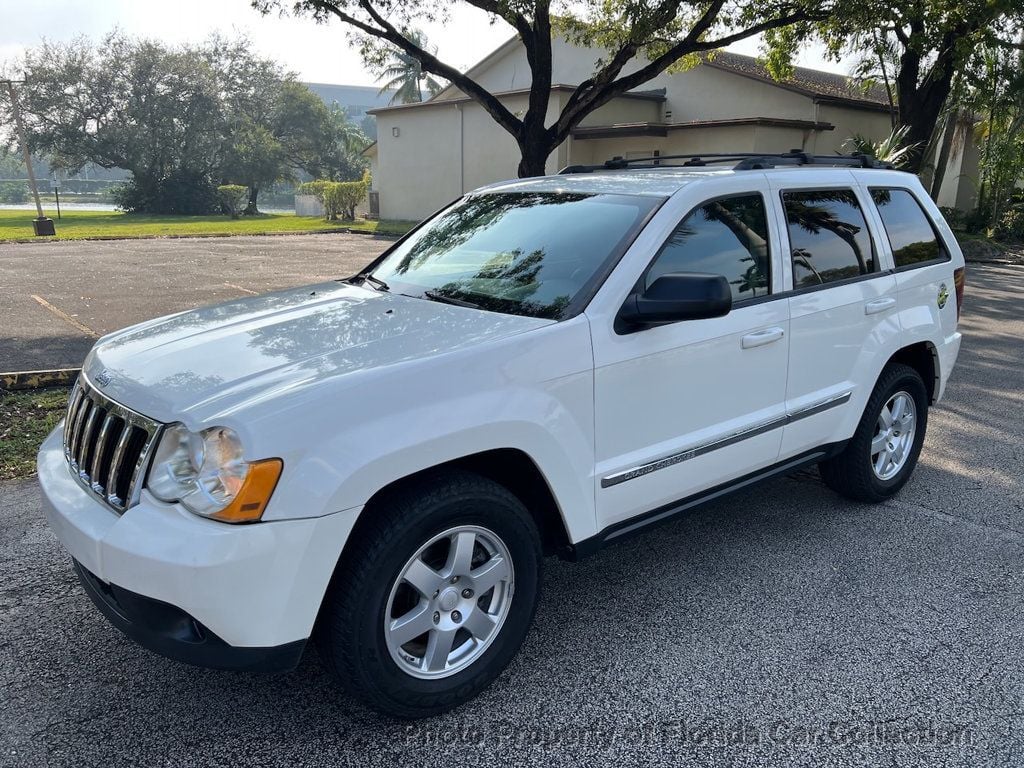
[358,273,390,292]
[423,290,482,309]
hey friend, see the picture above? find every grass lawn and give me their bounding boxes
[0,210,414,242]
[0,388,66,481]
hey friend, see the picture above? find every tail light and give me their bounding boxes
[953,267,966,321]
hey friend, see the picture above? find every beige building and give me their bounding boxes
[365,37,977,221]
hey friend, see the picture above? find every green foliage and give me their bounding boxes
[0,181,28,204]
[299,171,371,220]
[5,32,369,214]
[843,125,919,168]
[113,169,220,215]
[368,28,445,105]
[217,185,250,218]
[937,206,966,232]
[994,206,1024,242]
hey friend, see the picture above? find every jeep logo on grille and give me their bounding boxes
[94,369,112,388]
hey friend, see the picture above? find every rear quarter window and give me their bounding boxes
[869,188,948,268]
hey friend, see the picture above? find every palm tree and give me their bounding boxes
[843,125,920,169]
[374,29,445,105]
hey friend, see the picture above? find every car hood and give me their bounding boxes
[84,281,552,423]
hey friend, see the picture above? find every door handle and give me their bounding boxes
[741,327,785,349]
[864,297,897,315]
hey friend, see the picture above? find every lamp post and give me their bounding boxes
[3,79,55,236]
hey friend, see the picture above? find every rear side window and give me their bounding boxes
[870,188,946,268]
[782,189,876,289]
[646,194,770,303]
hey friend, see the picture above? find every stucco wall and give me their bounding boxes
[373,92,566,220]
[812,104,893,154]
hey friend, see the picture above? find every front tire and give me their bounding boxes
[316,470,542,719]
[819,363,929,503]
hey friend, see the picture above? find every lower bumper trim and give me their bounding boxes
[74,559,306,673]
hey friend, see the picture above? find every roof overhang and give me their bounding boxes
[571,117,836,140]
[369,85,665,115]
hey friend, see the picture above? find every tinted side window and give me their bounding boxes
[782,189,875,289]
[870,188,945,268]
[646,194,770,302]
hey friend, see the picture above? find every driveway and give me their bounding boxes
[0,234,392,371]
[1,264,1022,767]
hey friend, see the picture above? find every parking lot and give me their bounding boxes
[0,253,1021,766]
[0,234,393,371]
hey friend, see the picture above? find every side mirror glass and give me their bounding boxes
[618,272,732,327]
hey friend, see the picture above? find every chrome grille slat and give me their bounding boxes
[90,412,117,492]
[61,373,163,513]
[77,406,101,481]
[70,399,93,470]
[105,425,133,507]
[63,385,84,456]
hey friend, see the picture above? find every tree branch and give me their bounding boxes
[305,0,523,136]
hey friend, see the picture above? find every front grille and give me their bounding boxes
[63,374,162,512]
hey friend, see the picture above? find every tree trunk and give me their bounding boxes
[516,136,556,178]
[895,33,959,174]
[244,184,260,215]
[929,111,958,201]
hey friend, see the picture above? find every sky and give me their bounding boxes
[0,0,850,88]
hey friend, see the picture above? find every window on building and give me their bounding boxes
[870,188,946,268]
[645,194,771,302]
[782,189,876,289]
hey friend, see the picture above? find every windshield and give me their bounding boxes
[370,191,662,320]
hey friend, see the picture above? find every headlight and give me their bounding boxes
[147,424,282,523]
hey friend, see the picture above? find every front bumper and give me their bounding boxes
[74,559,306,672]
[38,426,359,657]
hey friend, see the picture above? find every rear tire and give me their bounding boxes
[316,469,542,719]
[819,363,929,503]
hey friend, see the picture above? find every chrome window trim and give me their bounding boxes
[601,391,852,488]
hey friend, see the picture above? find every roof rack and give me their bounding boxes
[559,149,894,174]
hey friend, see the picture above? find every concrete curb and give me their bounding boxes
[1,368,80,392]
[0,227,405,245]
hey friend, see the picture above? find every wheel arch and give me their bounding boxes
[886,341,939,403]
[344,448,573,560]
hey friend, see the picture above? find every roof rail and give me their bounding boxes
[558,149,894,174]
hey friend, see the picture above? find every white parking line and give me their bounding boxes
[30,294,100,338]
[224,282,258,295]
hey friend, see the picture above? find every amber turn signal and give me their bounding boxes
[208,458,283,523]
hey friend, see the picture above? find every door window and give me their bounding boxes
[646,194,770,303]
[869,188,946,268]
[782,189,876,289]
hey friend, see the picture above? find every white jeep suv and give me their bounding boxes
[38,153,964,718]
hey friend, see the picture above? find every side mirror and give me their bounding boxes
[618,272,732,326]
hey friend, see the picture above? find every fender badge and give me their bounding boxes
[94,369,112,387]
[937,283,950,309]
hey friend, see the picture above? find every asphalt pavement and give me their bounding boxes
[0,263,1021,767]
[0,234,392,371]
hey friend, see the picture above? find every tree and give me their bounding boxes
[819,0,1024,172]
[3,32,368,214]
[4,33,226,213]
[370,28,445,105]
[253,1,827,178]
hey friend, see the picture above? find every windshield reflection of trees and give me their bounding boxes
[784,191,873,287]
[381,192,590,319]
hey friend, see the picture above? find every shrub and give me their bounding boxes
[963,207,991,235]
[937,206,966,232]
[217,185,249,218]
[113,169,220,214]
[994,206,1024,242]
[0,181,28,204]
[299,171,371,221]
